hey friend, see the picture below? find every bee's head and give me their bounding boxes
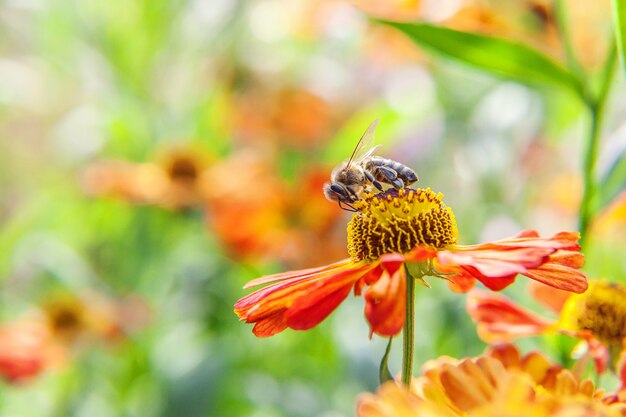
[323,182,345,203]
[323,182,359,212]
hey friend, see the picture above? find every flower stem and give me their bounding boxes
[402,264,415,387]
[579,45,617,245]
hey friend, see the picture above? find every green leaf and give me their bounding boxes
[379,337,394,385]
[613,0,626,71]
[378,21,584,99]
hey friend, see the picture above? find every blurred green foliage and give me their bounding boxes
[0,0,625,416]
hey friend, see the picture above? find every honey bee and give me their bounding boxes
[323,119,418,211]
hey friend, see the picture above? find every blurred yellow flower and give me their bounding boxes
[42,291,142,345]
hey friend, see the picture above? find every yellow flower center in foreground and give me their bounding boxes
[347,188,458,262]
[564,281,626,347]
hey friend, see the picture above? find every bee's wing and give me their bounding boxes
[354,144,382,164]
[346,118,380,168]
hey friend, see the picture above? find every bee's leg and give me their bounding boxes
[338,200,357,212]
[378,166,404,189]
[364,170,384,191]
[345,186,359,202]
[405,170,419,185]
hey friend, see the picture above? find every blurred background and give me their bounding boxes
[1,0,625,416]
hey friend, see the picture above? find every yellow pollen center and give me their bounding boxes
[347,188,458,262]
[563,281,626,347]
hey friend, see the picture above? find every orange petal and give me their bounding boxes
[469,269,517,291]
[235,261,371,337]
[520,351,554,385]
[466,291,553,342]
[439,360,495,410]
[357,381,423,417]
[243,258,354,288]
[528,281,572,314]
[522,258,588,294]
[486,343,521,368]
[285,284,355,330]
[403,246,438,263]
[438,231,587,293]
[460,230,581,251]
[364,264,406,337]
[437,247,553,278]
[547,250,585,268]
[251,313,288,337]
[446,270,477,293]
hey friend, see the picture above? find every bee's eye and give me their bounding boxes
[330,184,344,195]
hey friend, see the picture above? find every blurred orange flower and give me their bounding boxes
[235,187,587,338]
[43,291,149,345]
[444,0,560,54]
[203,153,345,267]
[0,320,59,383]
[0,292,150,384]
[358,343,626,416]
[232,87,338,151]
[355,0,423,21]
[440,0,610,70]
[82,146,212,209]
[467,280,626,377]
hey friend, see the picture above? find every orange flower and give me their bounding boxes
[0,320,56,383]
[204,154,345,266]
[467,280,626,376]
[232,86,337,151]
[235,187,587,337]
[355,0,423,22]
[81,146,212,209]
[357,344,626,416]
[42,291,149,345]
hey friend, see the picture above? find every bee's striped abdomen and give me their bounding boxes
[364,156,418,186]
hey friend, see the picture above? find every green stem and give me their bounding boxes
[402,264,415,387]
[579,46,618,246]
[554,0,584,76]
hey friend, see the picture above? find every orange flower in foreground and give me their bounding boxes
[357,344,626,416]
[467,280,626,376]
[235,187,587,337]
